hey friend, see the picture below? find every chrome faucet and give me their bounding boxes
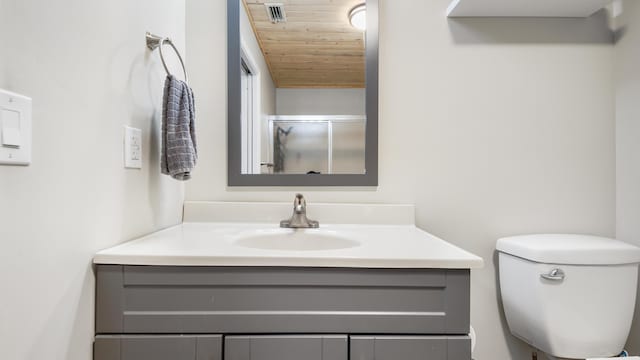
[280,194,319,228]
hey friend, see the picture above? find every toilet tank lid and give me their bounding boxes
[496,234,640,265]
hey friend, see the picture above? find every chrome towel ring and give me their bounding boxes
[146,32,188,84]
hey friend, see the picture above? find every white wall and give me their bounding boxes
[0,1,185,359]
[276,88,365,115]
[239,2,276,168]
[0,0,5,86]
[240,0,276,116]
[614,0,640,354]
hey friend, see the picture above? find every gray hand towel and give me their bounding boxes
[161,75,197,181]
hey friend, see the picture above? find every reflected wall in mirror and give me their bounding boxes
[228,0,378,186]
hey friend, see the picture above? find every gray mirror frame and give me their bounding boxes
[227,0,378,186]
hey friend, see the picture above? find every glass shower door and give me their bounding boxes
[272,121,329,174]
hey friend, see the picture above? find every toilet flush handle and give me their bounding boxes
[540,268,566,281]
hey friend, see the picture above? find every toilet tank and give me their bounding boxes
[497,234,640,359]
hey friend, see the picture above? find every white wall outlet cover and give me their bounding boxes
[0,89,32,166]
[124,126,142,169]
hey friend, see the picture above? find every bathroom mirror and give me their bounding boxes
[228,0,378,186]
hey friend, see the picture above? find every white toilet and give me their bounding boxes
[497,234,640,360]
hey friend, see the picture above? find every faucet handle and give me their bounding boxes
[294,193,306,213]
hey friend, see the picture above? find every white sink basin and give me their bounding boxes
[231,228,361,251]
[94,202,485,268]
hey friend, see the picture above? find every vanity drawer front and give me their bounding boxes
[96,265,469,335]
[350,336,471,360]
[94,335,222,360]
[225,335,347,360]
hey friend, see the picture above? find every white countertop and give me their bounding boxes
[93,222,484,269]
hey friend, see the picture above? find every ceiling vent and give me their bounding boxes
[265,3,287,23]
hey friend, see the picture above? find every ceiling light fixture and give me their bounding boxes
[349,3,366,31]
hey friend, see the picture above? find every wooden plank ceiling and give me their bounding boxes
[243,0,366,88]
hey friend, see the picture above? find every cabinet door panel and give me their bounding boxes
[122,336,195,360]
[94,335,222,360]
[350,336,470,360]
[225,335,347,360]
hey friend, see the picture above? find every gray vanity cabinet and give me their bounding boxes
[94,265,472,360]
[225,335,348,360]
[93,335,222,360]
[350,336,471,360]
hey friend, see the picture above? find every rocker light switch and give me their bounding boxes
[0,89,32,166]
[2,109,21,147]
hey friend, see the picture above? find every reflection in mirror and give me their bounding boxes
[239,0,367,175]
[269,115,365,174]
[228,0,378,186]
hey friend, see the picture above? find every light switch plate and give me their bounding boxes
[124,126,142,169]
[0,89,32,166]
